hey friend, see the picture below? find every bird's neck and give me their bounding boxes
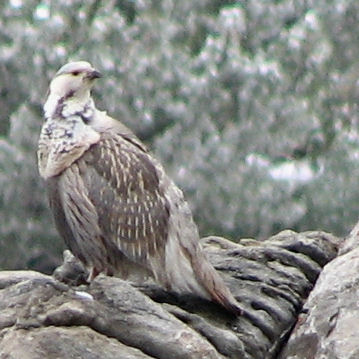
[44,90,94,120]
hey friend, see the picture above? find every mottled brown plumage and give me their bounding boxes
[38,61,242,314]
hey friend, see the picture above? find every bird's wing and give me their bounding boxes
[80,134,170,270]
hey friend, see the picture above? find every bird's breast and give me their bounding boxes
[38,116,100,179]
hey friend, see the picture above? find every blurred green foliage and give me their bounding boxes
[0,0,358,272]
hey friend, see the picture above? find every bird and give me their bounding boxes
[38,61,242,315]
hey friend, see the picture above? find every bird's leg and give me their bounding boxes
[87,267,100,282]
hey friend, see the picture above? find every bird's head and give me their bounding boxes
[49,61,102,100]
[44,61,102,118]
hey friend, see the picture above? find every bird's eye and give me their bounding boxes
[72,71,80,76]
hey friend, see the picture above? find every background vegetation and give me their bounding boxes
[0,0,358,272]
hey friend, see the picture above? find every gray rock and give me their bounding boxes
[1,326,151,359]
[279,225,359,359]
[338,220,359,255]
[0,230,340,359]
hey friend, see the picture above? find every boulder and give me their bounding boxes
[0,230,340,359]
[279,224,359,359]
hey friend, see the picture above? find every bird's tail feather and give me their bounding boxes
[191,247,243,315]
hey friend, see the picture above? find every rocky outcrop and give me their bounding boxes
[0,230,340,359]
[279,224,359,359]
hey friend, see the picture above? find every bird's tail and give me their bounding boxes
[162,232,242,315]
[162,186,242,315]
[191,246,243,315]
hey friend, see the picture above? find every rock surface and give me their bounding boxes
[0,230,340,359]
[279,224,359,359]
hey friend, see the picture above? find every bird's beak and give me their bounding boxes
[87,70,102,80]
